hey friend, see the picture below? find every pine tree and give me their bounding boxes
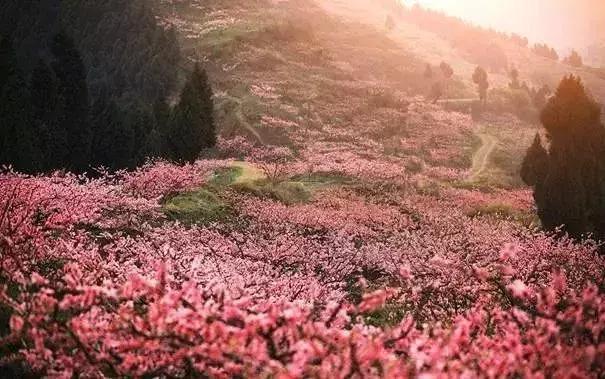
[51,32,91,172]
[532,85,550,110]
[563,50,583,67]
[89,96,135,171]
[520,134,548,186]
[472,66,489,105]
[509,68,520,90]
[30,59,67,171]
[169,64,216,163]
[138,127,164,162]
[198,67,216,149]
[524,75,605,240]
[439,61,453,79]
[125,105,155,164]
[0,35,39,172]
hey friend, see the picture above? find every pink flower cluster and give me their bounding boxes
[0,159,603,377]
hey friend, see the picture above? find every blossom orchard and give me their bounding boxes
[0,155,603,376]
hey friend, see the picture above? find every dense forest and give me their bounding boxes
[0,0,216,173]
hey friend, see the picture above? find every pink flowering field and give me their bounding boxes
[1,0,604,377]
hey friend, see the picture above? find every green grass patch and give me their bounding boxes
[231,162,265,185]
[162,166,243,225]
[364,303,409,328]
[209,166,243,187]
[232,171,357,205]
[163,188,233,225]
[234,179,311,205]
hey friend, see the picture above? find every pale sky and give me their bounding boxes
[409,0,605,51]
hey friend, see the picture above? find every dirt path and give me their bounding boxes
[216,93,265,145]
[468,131,498,181]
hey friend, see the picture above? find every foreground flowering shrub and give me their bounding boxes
[0,160,604,377]
[121,159,230,200]
[3,259,604,377]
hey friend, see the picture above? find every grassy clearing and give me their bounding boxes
[234,179,311,205]
[231,161,265,184]
[162,164,354,223]
[163,189,232,225]
[233,171,360,205]
[162,166,243,225]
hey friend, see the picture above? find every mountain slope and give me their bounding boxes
[320,0,605,103]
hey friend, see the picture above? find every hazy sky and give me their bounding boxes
[409,0,605,50]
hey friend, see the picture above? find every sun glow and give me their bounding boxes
[409,0,604,50]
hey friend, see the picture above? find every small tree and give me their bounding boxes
[509,68,520,90]
[532,85,550,110]
[252,146,293,184]
[563,50,583,67]
[472,66,489,105]
[439,61,453,80]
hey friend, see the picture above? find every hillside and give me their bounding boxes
[153,0,542,188]
[325,0,605,102]
[1,0,604,377]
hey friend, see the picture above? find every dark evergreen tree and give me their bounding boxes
[139,127,164,162]
[532,85,551,111]
[0,35,38,172]
[125,105,154,164]
[51,32,91,172]
[439,61,453,79]
[90,88,133,170]
[169,64,216,163]
[524,75,605,240]
[532,43,559,60]
[153,96,173,158]
[520,134,548,186]
[472,66,489,105]
[563,50,583,67]
[509,68,520,90]
[58,0,181,103]
[30,59,67,171]
[0,2,185,174]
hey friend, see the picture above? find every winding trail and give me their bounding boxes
[216,93,265,145]
[468,131,498,181]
